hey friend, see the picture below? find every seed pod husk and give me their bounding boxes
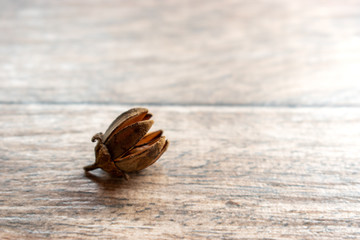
[84,108,169,179]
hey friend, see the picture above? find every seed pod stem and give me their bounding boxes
[83,163,99,171]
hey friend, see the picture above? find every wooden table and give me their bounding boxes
[1,1,360,239]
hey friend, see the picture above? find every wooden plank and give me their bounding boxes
[1,0,360,106]
[1,104,359,239]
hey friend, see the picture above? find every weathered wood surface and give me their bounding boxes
[1,0,360,239]
[1,104,360,239]
[1,0,360,106]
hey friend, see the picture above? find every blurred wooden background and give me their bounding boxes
[1,0,360,239]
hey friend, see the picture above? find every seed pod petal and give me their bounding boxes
[142,113,153,120]
[103,108,149,142]
[146,139,169,168]
[114,136,168,172]
[135,130,163,147]
[106,120,153,159]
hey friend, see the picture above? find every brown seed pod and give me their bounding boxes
[83,108,169,179]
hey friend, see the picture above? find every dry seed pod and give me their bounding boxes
[84,108,169,179]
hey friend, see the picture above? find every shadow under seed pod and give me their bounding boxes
[84,171,129,191]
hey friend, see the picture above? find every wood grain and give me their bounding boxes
[1,104,360,239]
[1,0,360,239]
[1,0,360,106]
